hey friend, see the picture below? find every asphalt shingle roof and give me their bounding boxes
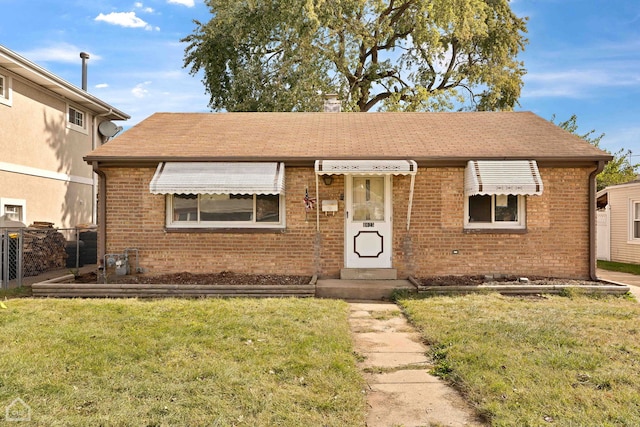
[85,111,611,164]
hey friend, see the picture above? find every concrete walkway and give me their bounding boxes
[349,302,484,427]
[597,268,640,300]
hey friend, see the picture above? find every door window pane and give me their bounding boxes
[353,177,384,221]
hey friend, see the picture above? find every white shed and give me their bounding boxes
[596,178,640,264]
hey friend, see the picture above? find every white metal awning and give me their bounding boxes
[149,162,285,195]
[313,159,418,232]
[315,160,417,175]
[464,160,543,196]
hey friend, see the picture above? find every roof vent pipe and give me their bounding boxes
[80,52,90,91]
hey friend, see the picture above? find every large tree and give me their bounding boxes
[553,115,639,191]
[182,0,528,112]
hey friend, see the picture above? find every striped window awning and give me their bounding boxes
[315,160,417,175]
[149,162,285,195]
[464,160,543,196]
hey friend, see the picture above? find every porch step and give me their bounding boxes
[316,279,415,301]
[340,268,397,280]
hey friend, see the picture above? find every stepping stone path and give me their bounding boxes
[349,302,485,427]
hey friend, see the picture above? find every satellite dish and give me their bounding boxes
[98,121,123,137]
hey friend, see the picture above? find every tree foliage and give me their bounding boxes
[182,0,528,112]
[553,114,639,191]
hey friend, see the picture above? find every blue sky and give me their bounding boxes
[1,0,638,159]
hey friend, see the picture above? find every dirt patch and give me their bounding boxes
[75,271,312,286]
[417,275,603,287]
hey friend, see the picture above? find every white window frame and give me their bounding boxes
[630,199,640,243]
[0,197,26,223]
[464,194,526,230]
[166,193,286,230]
[0,73,12,107]
[66,104,88,134]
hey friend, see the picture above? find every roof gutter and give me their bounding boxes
[590,160,606,281]
[0,45,129,120]
[82,155,614,166]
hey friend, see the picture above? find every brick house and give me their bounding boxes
[84,111,611,280]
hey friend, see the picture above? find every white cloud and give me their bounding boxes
[95,83,109,89]
[95,12,158,31]
[135,2,155,13]
[20,43,101,64]
[167,0,195,7]
[132,81,152,98]
[522,65,640,99]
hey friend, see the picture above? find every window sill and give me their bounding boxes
[165,227,287,234]
[463,228,527,234]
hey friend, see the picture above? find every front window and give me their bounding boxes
[632,201,640,240]
[465,194,525,229]
[168,193,283,228]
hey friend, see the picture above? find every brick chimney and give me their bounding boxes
[323,94,341,112]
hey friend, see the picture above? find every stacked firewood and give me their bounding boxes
[22,222,67,276]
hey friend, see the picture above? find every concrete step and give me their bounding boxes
[316,279,415,300]
[340,268,397,280]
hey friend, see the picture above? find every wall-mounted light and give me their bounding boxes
[322,175,333,186]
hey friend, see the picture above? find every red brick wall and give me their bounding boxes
[394,166,592,279]
[101,165,592,279]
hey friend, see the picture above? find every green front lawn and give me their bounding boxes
[400,294,640,426]
[598,260,640,275]
[0,298,365,426]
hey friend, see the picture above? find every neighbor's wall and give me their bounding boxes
[608,184,640,264]
[394,166,593,279]
[0,71,95,227]
[102,166,344,276]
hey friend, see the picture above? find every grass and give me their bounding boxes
[399,293,640,426]
[0,286,31,299]
[598,260,640,275]
[0,298,365,426]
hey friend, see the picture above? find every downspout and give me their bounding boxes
[589,161,605,281]
[91,108,113,224]
[315,173,320,231]
[406,172,416,231]
[92,161,107,269]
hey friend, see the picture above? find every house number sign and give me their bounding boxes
[363,222,375,227]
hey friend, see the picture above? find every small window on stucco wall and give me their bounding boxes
[0,74,12,106]
[67,104,88,134]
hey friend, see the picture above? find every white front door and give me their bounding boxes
[345,175,392,268]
